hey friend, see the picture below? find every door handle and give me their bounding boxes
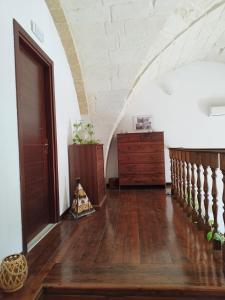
[43,142,49,154]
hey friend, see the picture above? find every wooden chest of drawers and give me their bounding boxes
[68,144,106,208]
[117,132,165,186]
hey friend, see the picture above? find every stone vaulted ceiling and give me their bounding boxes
[47,0,225,158]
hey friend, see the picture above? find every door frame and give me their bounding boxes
[13,20,59,253]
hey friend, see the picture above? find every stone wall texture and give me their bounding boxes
[46,0,225,159]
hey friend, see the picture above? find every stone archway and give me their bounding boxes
[45,0,88,114]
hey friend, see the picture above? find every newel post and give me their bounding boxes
[210,153,220,250]
[186,151,192,216]
[170,149,175,195]
[220,153,225,258]
[196,152,204,230]
[201,152,212,235]
[190,152,198,222]
[182,151,187,210]
[178,150,183,205]
[176,151,181,202]
[174,151,179,199]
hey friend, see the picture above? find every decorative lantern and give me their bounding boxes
[0,254,28,293]
[70,178,95,219]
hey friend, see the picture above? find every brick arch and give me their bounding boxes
[45,0,88,114]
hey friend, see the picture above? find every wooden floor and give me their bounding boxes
[1,188,225,299]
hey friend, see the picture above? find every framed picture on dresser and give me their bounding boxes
[133,115,152,131]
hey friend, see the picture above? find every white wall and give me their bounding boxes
[0,0,80,261]
[107,62,225,182]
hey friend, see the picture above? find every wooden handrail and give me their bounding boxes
[169,149,221,168]
[170,147,225,152]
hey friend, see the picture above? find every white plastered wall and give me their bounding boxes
[0,0,80,261]
[107,61,225,233]
[60,0,225,161]
[107,62,225,183]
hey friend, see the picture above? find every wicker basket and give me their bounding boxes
[0,254,28,293]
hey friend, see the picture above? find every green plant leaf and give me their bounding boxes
[214,233,221,241]
[221,236,225,244]
[213,232,225,244]
[207,231,213,241]
[72,121,101,144]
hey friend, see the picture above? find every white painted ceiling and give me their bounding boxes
[59,0,225,155]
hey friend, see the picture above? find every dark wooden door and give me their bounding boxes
[14,21,59,249]
[18,42,50,242]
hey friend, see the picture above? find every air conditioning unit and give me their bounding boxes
[209,106,225,116]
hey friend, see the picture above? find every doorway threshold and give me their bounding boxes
[27,223,57,252]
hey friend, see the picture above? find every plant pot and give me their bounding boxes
[0,254,28,293]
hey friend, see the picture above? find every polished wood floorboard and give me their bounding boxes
[1,189,225,299]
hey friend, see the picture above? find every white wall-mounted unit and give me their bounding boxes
[209,106,225,116]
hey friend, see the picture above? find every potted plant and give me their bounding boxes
[73,121,100,144]
[207,220,225,250]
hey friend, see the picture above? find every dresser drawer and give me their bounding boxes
[117,133,140,143]
[117,132,165,186]
[118,152,164,164]
[119,163,164,175]
[118,142,163,153]
[139,132,163,142]
[120,174,165,186]
[117,132,163,143]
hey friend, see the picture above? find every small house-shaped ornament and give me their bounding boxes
[70,178,95,219]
